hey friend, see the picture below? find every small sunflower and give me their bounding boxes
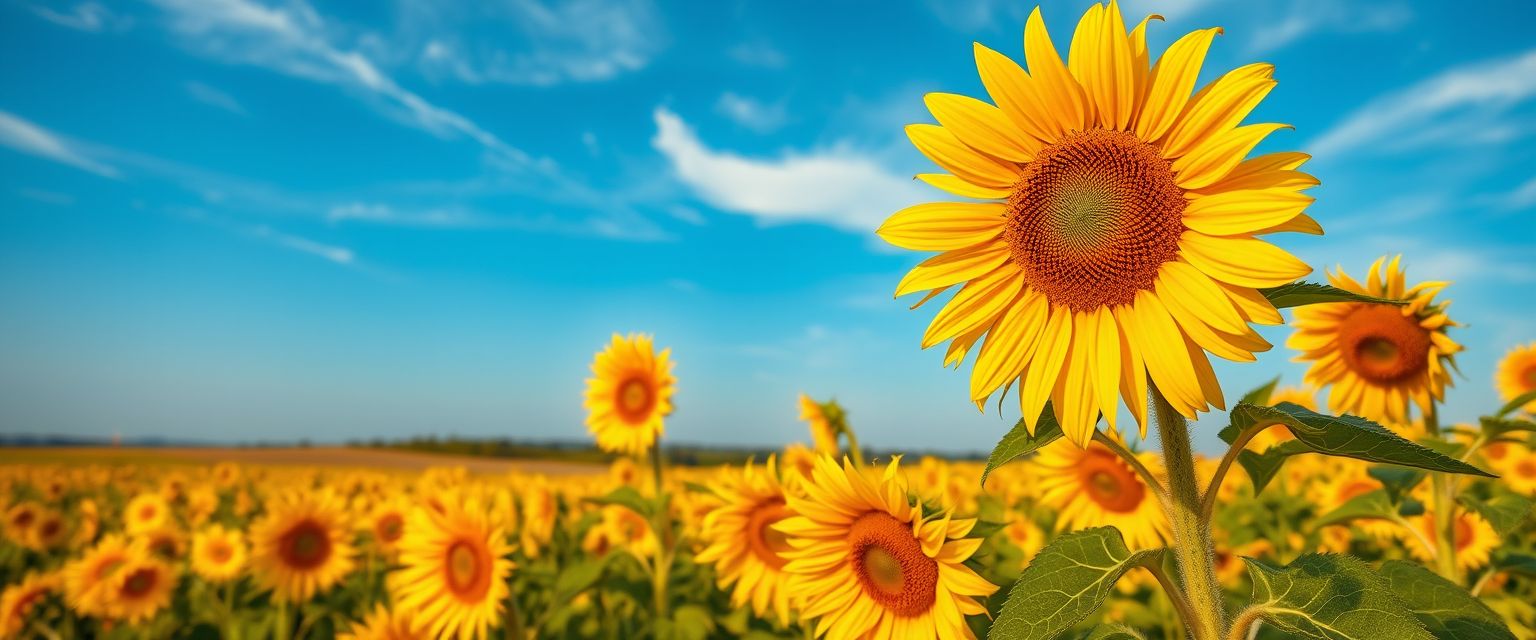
[27,509,67,551]
[798,394,841,455]
[1496,341,1536,414]
[63,534,134,617]
[1034,437,1168,550]
[879,1,1319,446]
[72,499,100,549]
[365,498,411,556]
[1404,508,1499,573]
[778,456,997,639]
[518,476,557,559]
[103,555,176,625]
[123,492,172,536]
[1308,462,1397,539]
[695,457,798,623]
[191,525,248,583]
[592,504,658,558]
[249,489,356,603]
[3,500,40,545]
[999,512,1045,569]
[0,571,58,637]
[583,333,676,456]
[1289,256,1461,428]
[340,604,427,640]
[390,497,513,640]
[137,526,187,561]
[1501,451,1536,495]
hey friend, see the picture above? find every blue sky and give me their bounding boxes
[1,0,1533,454]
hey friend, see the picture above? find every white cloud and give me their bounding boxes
[248,225,354,265]
[0,110,120,178]
[326,202,481,227]
[1309,49,1536,157]
[715,92,787,133]
[185,81,248,115]
[1246,1,1411,54]
[650,107,927,232]
[17,188,75,205]
[727,40,786,69]
[923,0,1026,32]
[33,2,128,32]
[1501,176,1536,210]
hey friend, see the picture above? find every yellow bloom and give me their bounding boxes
[583,333,676,456]
[1404,508,1499,573]
[1000,512,1045,569]
[609,456,643,487]
[798,394,840,455]
[695,457,798,622]
[1502,450,1536,496]
[26,508,67,552]
[4,500,40,546]
[103,555,176,625]
[63,534,133,617]
[365,497,411,555]
[1496,341,1536,414]
[517,476,558,559]
[1289,255,1461,427]
[191,525,248,583]
[779,456,997,639]
[1308,461,1398,540]
[340,604,427,640]
[137,526,187,562]
[879,2,1317,446]
[0,571,58,637]
[123,492,171,536]
[390,497,513,640]
[1034,437,1168,550]
[249,489,356,603]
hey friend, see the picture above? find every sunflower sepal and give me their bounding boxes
[981,405,1064,488]
[1457,493,1534,538]
[1218,403,1493,478]
[987,526,1163,640]
[1378,560,1517,640]
[1233,554,1434,640]
[1258,281,1405,308]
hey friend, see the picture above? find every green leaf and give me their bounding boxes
[1239,376,1282,407]
[1259,281,1403,308]
[1227,403,1493,477]
[1313,490,1397,529]
[987,527,1160,640]
[1492,550,1536,576]
[1379,560,1515,640]
[583,486,654,518]
[1480,416,1536,438]
[1496,390,1536,417]
[1079,624,1147,640]
[982,405,1063,487]
[1369,466,1428,503]
[663,605,716,640]
[553,557,609,602]
[967,519,1005,539]
[1237,440,1311,494]
[1241,554,1432,640]
[1458,493,1534,537]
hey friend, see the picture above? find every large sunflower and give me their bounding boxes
[1288,256,1461,427]
[695,457,798,623]
[778,456,997,639]
[1496,341,1536,414]
[340,604,427,640]
[191,525,248,583]
[249,489,356,603]
[390,497,513,640]
[583,333,676,456]
[878,2,1317,446]
[63,534,134,617]
[1034,437,1168,550]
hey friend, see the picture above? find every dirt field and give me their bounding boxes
[0,446,607,476]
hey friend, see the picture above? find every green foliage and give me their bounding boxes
[988,527,1161,640]
[1236,440,1310,493]
[1078,623,1147,639]
[1369,466,1428,503]
[1312,489,1399,528]
[982,405,1064,487]
[1241,554,1432,639]
[1480,416,1536,439]
[1220,403,1492,477]
[584,486,654,518]
[1458,493,1535,537]
[1258,281,1403,308]
[1495,390,1536,417]
[1378,560,1516,640]
[1238,376,1281,406]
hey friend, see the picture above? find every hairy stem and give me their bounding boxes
[1153,386,1226,640]
[1227,606,1264,640]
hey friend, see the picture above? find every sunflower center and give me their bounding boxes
[1522,365,1536,388]
[122,567,157,597]
[445,541,488,598]
[1516,459,1535,478]
[376,514,404,543]
[1453,516,1474,552]
[1079,449,1145,514]
[1338,304,1431,384]
[12,510,34,528]
[140,505,158,521]
[209,541,232,563]
[615,377,655,423]
[746,498,793,569]
[848,511,938,617]
[1003,129,1186,312]
[279,521,332,570]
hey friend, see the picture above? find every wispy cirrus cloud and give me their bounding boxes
[185,81,248,115]
[726,40,786,69]
[715,92,788,133]
[1244,1,1411,54]
[248,224,354,265]
[0,110,120,178]
[651,107,926,233]
[32,2,129,32]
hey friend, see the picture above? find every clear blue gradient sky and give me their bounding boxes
[2,0,1533,454]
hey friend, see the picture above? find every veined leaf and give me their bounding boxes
[988,527,1161,640]
[1259,281,1403,308]
[1495,390,1536,417]
[1080,623,1147,640]
[1241,554,1432,640]
[1237,440,1311,494]
[982,405,1064,487]
[1238,376,1281,407]
[1226,403,1492,477]
[1369,466,1427,504]
[1379,560,1515,640]
[1313,490,1397,529]
[583,486,654,518]
[1492,551,1536,576]
[1480,416,1536,439]
[1458,494,1534,537]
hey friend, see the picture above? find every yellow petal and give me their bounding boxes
[1020,303,1072,434]
[1053,310,1100,447]
[922,267,1024,348]
[1070,1,1136,130]
[1024,6,1091,134]
[970,291,1048,402]
[1126,12,1162,125]
[1191,168,1319,195]
[1155,259,1248,333]
[1092,306,1122,434]
[907,124,1022,189]
[1181,188,1314,237]
[1129,290,1202,414]
[1113,305,1149,436]
[945,321,993,369]
[1180,231,1311,288]
[877,202,1006,251]
[916,173,1011,200]
[1134,27,1221,143]
[974,43,1058,144]
[1173,123,1293,190]
[1185,334,1226,410]
[1161,63,1275,160]
[1216,280,1283,325]
[895,239,1012,297]
[1253,211,1323,236]
[924,93,1038,163]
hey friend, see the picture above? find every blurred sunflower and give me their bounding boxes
[191,525,247,583]
[1289,256,1461,428]
[609,457,642,487]
[138,526,187,561]
[695,457,798,622]
[3,500,40,545]
[391,498,513,640]
[63,534,134,617]
[1034,437,1168,550]
[583,333,676,456]
[250,489,356,603]
[878,1,1318,445]
[1000,512,1045,569]
[339,604,426,640]
[1503,451,1536,495]
[0,570,58,637]
[1404,508,1499,573]
[779,456,997,639]
[1496,341,1536,414]
[103,555,176,625]
[72,498,99,549]
[1309,463,1398,539]
[798,394,841,455]
[27,509,67,551]
[518,476,557,559]
[592,504,658,558]
[123,493,171,536]
[365,498,411,556]
[780,443,819,485]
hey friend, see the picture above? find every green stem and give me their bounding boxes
[1152,386,1226,640]
[1423,403,1462,583]
[649,445,672,621]
[506,590,526,640]
[1226,607,1263,640]
[275,599,290,640]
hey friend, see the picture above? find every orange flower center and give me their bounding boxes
[615,377,655,423]
[11,509,35,528]
[1004,129,1186,312]
[122,567,158,597]
[375,513,404,543]
[1515,459,1535,479]
[1338,304,1430,384]
[208,541,233,563]
[279,520,332,570]
[139,505,158,521]
[746,498,793,569]
[445,540,490,600]
[1522,364,1536,389]
[1078,448,1146,514]
[848,511,938,617]
[1452,515,1475,552]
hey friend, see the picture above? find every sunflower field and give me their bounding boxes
[6,2,1536,639]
